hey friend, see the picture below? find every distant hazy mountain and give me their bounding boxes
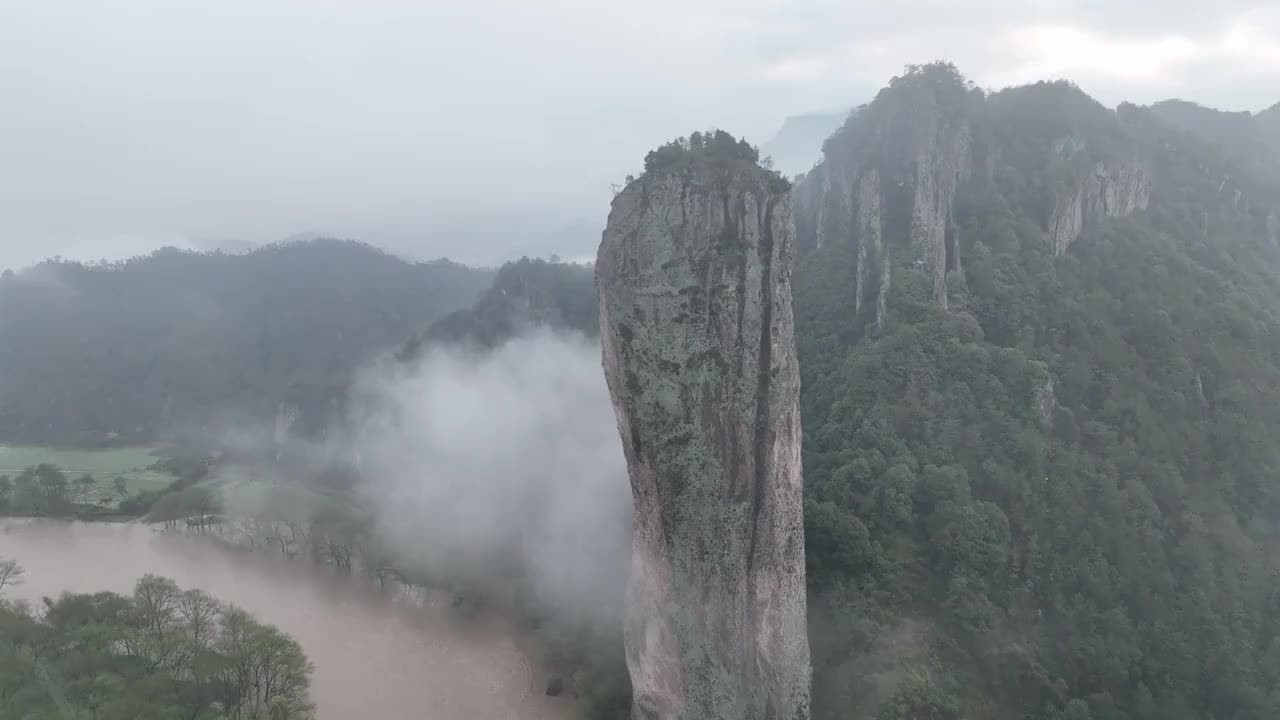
[1258,103,1280,155]
[759,110,851,177]
[1147,99,1280,185]
[399,256,597,360]
[0,239,492,444]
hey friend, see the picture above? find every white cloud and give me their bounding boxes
[986,10,1280,101]
[996,26,1200,86]
[350,330,630,618]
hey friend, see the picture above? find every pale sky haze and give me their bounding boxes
[1,0,1277,270]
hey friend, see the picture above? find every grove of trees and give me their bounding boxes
[399,256,598,358]
[0,568,313,719]
[792,67,1280,719]
[0,239,492,445]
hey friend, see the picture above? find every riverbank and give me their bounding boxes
[1,519,574,720]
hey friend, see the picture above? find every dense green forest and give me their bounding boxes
[794,66,1280,720]
[0,568,312,719]
[6,64,1280,720]
[389,69,1280,720]
[0,239,491,445]
[399,256,597,358]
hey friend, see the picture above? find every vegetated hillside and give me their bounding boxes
[0,239,492,445]
[0,572,313,719]
[434,66,1280,720]
[398,256,597,359]
[1147,99,1280,191]
[794,63,1280,719]
[1260,102,1280,148]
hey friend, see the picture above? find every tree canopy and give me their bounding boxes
[0,239,491,445]
[641,129,791,191]
[0,572,313,719]
[794,72,1280,720]
[398,256,598,359]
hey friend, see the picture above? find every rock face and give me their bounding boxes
[794,66,1155,326]
[1032,373,1056,430]
[597,144,811,720]
[1047,146,1152,255]
[799,64,977,328]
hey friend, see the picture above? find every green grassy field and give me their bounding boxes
[0,445,176,506]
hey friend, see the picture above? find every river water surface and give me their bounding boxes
[0,519,573,720]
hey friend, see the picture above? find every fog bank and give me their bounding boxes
[348,331,631,620]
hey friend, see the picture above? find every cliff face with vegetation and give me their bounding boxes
[800,71,977,320]
[398,256,597,359]
[0,239,491,445]
[596,132,811,720]
[1043,139,1151,255]
[797,65,1155,330]
[424,70,1280,720]
[794,64,1280,720]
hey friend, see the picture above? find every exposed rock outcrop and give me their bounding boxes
[597,139,811,720]
[856,168,887,326]
[797,63,978,327]
[907,116,971,307]
[1047,149,1152,255]
[1032,374,1056,430]
[794,67,1158,325]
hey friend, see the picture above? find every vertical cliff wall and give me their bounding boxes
[797,64,977,328]
[596,137,811,720]
[794,66,1155,328]
[1046,138,1152,255]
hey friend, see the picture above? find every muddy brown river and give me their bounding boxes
[0,519,573,720]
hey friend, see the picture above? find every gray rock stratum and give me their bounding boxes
[794,64,1153,330]
[596,140,812,720]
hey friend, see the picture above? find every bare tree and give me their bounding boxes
[0,557,25,595]
[74,472,96,503]
[178,588,224,652]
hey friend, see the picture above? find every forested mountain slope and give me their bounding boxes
[398,256,597,359]
[415,66,1280,720]
[794,64,1280,719]
[5,60,1280,720]
[0,239,491,444]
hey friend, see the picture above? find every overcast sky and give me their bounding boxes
[1,0,1277,271]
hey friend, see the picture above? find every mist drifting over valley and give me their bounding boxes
[3,1,1280,717]
[347,330,631,620]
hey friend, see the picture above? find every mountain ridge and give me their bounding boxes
[0,238,492,444]
[391,65,1280,720]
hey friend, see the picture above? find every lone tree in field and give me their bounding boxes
[75,473,96,503]
[0,558,24,595]
[112,476,128,497]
